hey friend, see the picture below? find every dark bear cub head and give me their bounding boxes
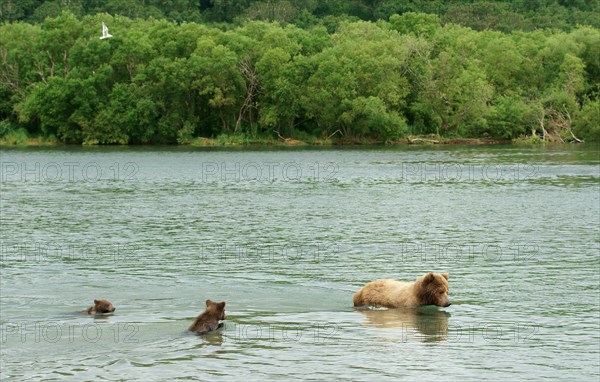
[93,299,116,314]
[81,299,116,314]
[189,299,227,334]
[416,273,451,307]
[205,299,226,320]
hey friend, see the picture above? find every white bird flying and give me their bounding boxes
[100,22,112,39]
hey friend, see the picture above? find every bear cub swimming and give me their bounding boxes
[81,299,116,314]
[353,272,451,308]
[189,299,227,335]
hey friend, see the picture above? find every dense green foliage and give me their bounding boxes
[2,1,599,31]
[1,9,598,144]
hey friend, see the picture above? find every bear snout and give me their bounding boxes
[443,302,451,307]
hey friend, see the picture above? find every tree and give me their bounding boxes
[573,98,600,141]
[189,37,244,134]
[301,21,410,139]
[388,12,440,38]
[412,26,494,135]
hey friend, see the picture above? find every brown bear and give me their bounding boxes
[81,299,116,314]
[353,272,451,308]
[189,299,227,335]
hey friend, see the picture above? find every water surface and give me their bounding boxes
[1,144,599,381]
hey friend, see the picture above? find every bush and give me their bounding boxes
[0,123,29,145]
[573,98,600,141]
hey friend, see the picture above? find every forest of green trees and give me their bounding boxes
[0,1,598,144]
[3,1,599,31]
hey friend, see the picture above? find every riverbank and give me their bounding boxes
[0,134,524,147]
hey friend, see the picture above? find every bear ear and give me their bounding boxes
[219,302,226,309]
[442,273,449,280]
[94,299,99,304]
[205,299,213,306]
[423,272,435,283]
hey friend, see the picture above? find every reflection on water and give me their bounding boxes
[194,328,225,347]
[91,314,113,321]
[358,307,450,342]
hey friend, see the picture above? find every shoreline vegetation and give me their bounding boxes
[1,1,598,146]
[0,131,563,147]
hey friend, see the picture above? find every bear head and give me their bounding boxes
[94,299,116,314]
[205,299,226,320]
[416,273,451,307]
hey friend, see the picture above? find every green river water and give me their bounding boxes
[1,144,598,381]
